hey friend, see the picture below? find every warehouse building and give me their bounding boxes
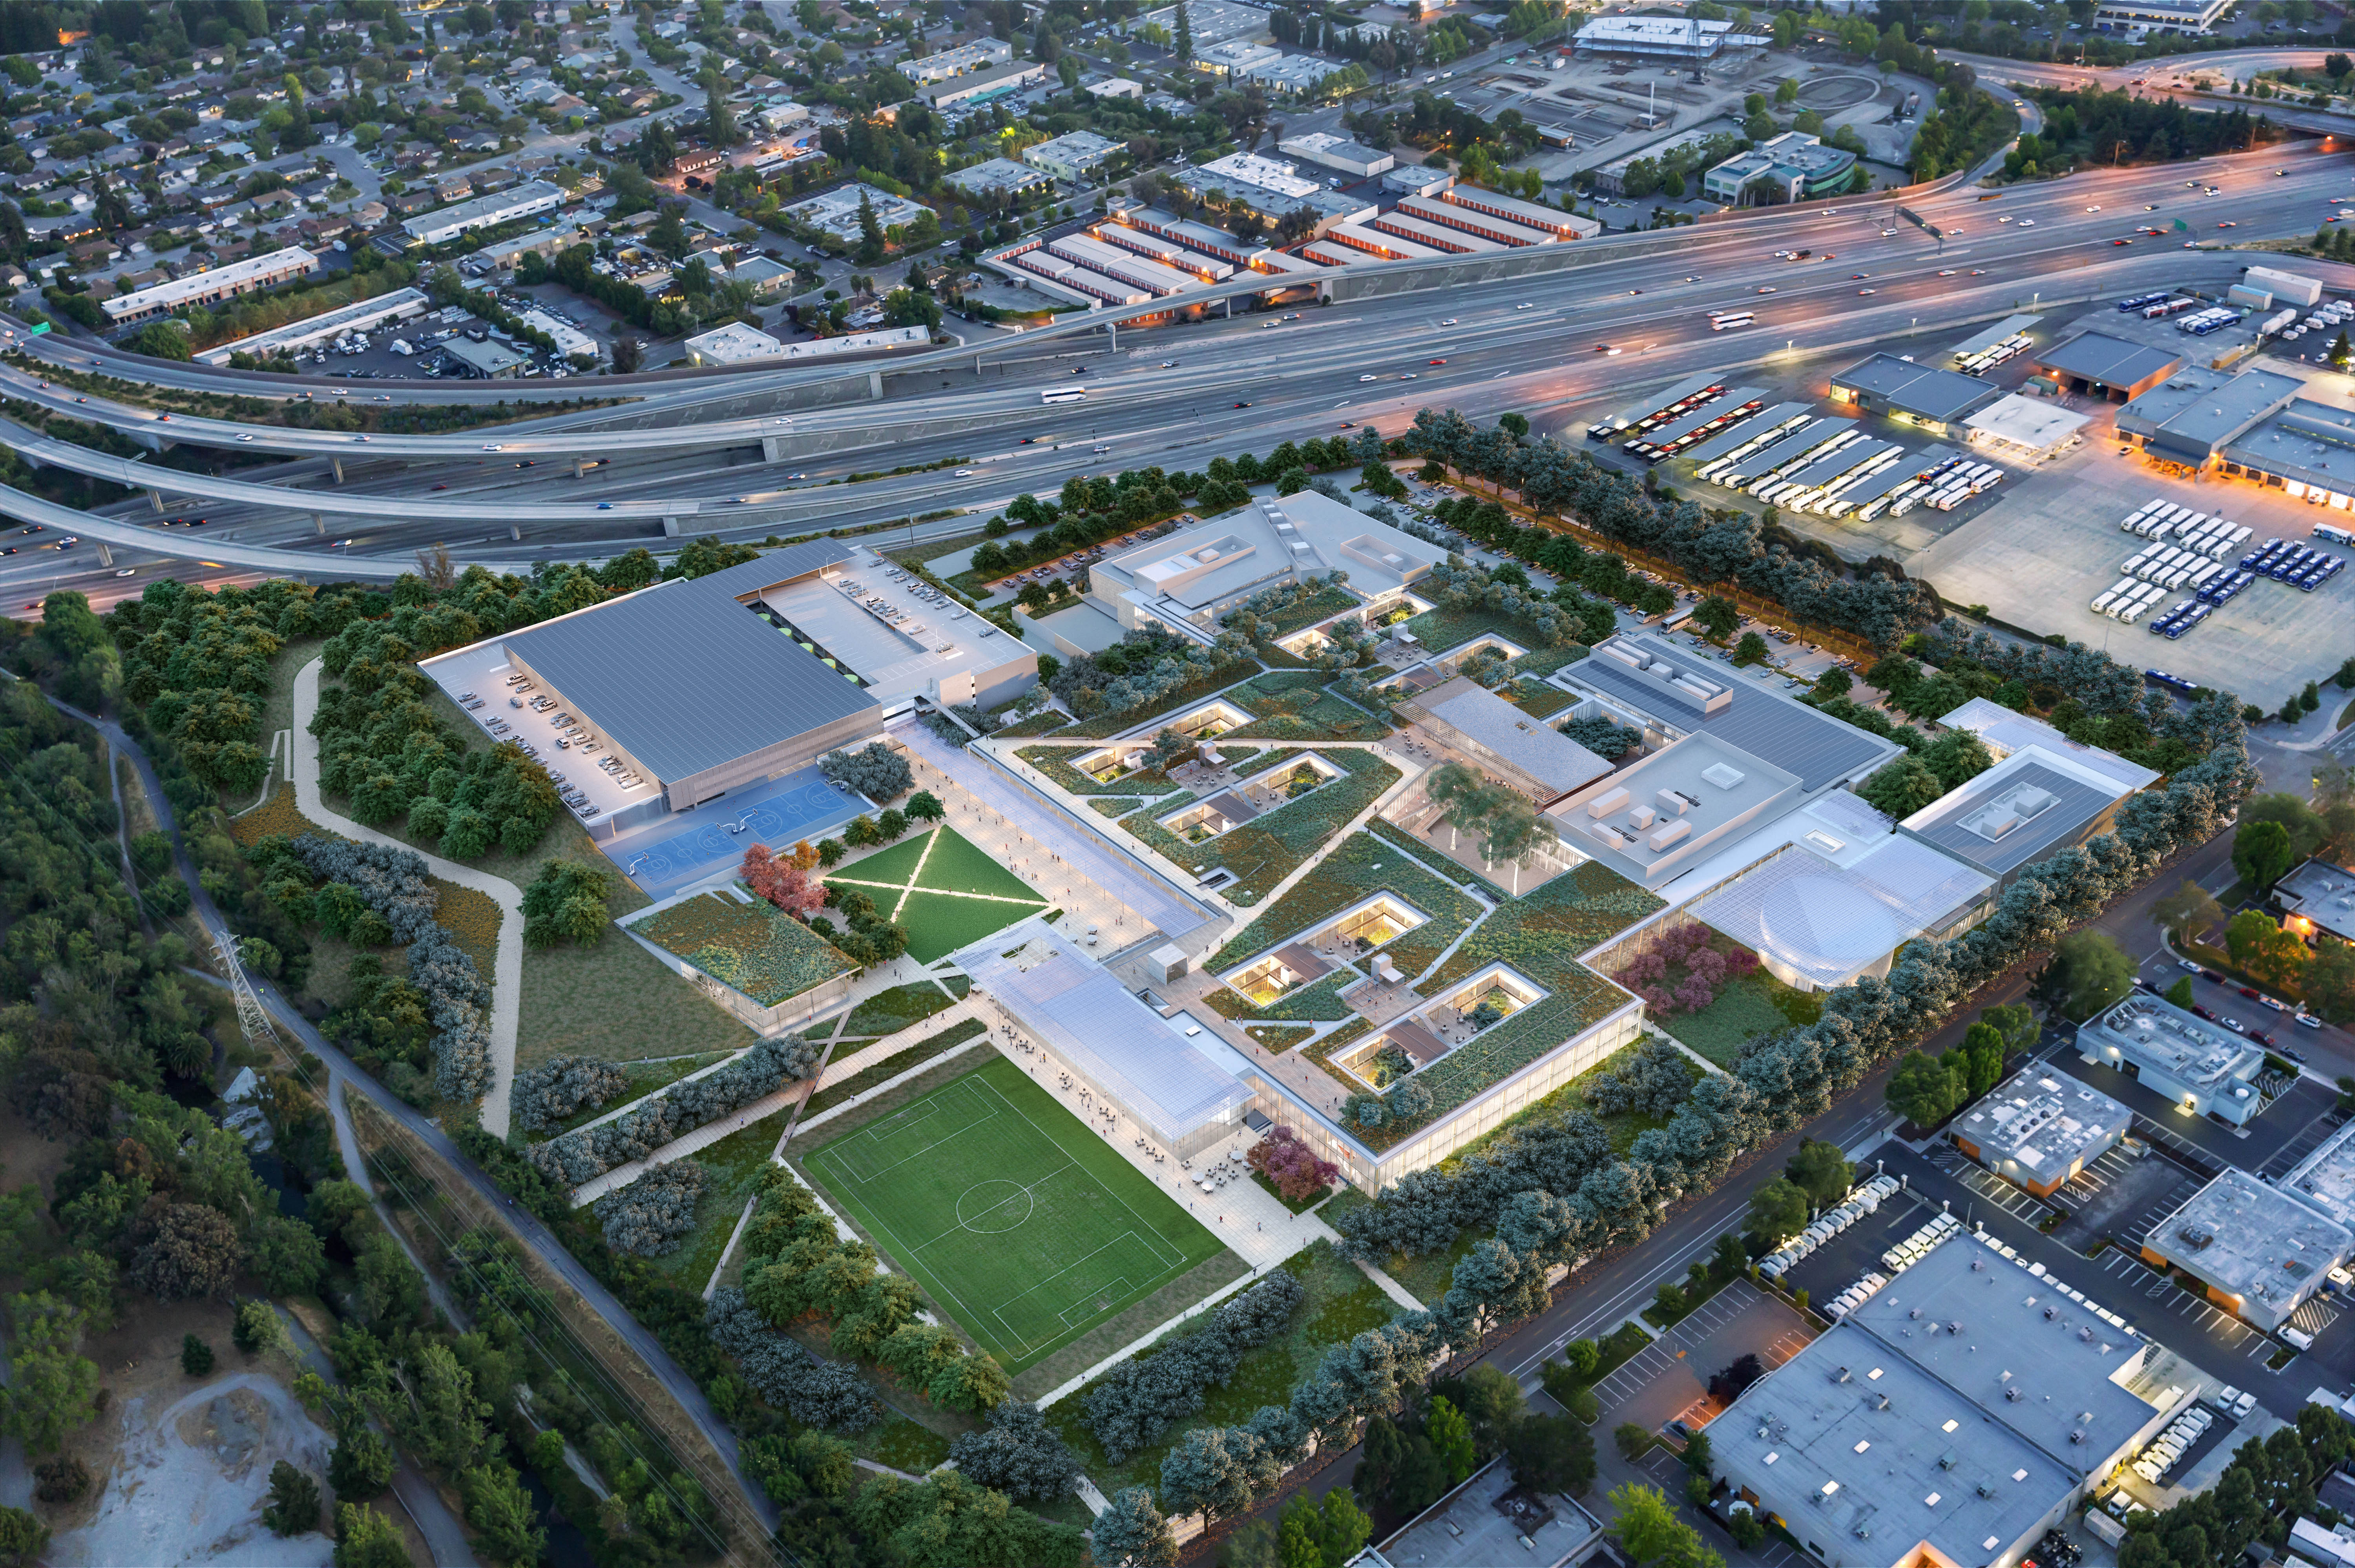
[917,58,1048,108]
[189,285,429,365]
[1827,353,2000,436]
[898,37,1013,83]
[1897,746,2143,892]
[399,179,566,245]
[1278,131,1395,178]
[2116,365,2302,469]
[1951,1069,2130,1198]
[103,245,318,323]
[2138,1168,2353,1334]
[1572,14,1751,59]
[2279,1115,2355,1232]
[2074,992,2266,1125]
[2026,331,2184,403]
[1714,1234,2171,1568]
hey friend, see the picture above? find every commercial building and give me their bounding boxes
[439,336,528,377]
[963,921,1255,1160]
[944,156,1054,198]
[1714,1235,2171,1568]
[1358,1460,1601,1568]
[2280,1116,2355,1233]
[1963,394,2093,463]
[517,306,597,362]
[189,284,428,364]
[1935,699,2163,795]
[1951,1069,2130,1198]
[2243,265,2325,308]
[1023,129,1124,182]
[398,179,566,245]
[2137,1168,2353,1333]
[1701,132,1858,205]
[2091,0,2233,32]
[1395,677,1614,802]
[1084,490,1445,644]
[1277,132,1394,178]
[684,322,929,368]
[2075,992,2266,1125]
[102,244,316,323]
[1572,15,1750,60]
[420,539,1034,830]
[2276,858,2355,945]
[1197,150,1322,202]
[898,37,1013,84]
[2116,365,2302,470]
[916,58,1048,108]
[1897,746,2147,892]
[2027,331,2184,403]
[779,182,935,244]
[1828,353,2001,436]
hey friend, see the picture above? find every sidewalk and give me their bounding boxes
[292,658,529,1137]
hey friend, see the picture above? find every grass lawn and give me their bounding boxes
[1121,749,1400,908]
[1656,975,1817,1069]
[648,1114,789,1289]
[1051,661,1260,741]
[829,826,1048,963]
[1404,604,1544,655]
[1044,1239,1395,1495]
[518,925,759,1068]
[801,1056,1224,1372]
[843,976,971,1037]
[1225,671,1388,743]
[803,1018,987,1119]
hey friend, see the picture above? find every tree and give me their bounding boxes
[265,1461,323,1536]
[330,1424,397,1504]
[131,1203,242,1300]
[1745,1177,1809,1245]
[1886,1050,1966,1129]
[2154,879,2226,942]
[854,190,887,265]
[906,790,945,824]
[1506,1411,1596,1495]
[2244,792,2327,862]
[2043,930,2136,1022]
[740,843,825,919]
[4,1299,99,1454]
[1094,1485,1178,1566]
[1856,753,1946,819]
[332,1503,413,1568]
[234,1300,292,1358]
[1956,1021,2006,1097]
[1610,1481,1725,1568]
[250,1213,327,1296]
[460,1462,545,1568]
[2166,975,2196,1008]
[947,1399,1079,1502]
[1457,1363,1527,1453]
[1614,1421,1652,1461]
[1732,631,1769,666]
[1784,1139,1851,1209]
[1428,1395,1477,1483]
[181,1333,215,1376]
[2225,909,2309,988]
[0,1508,45,1568]
[2234,818,2297,890]
[821,742,913,801]
[521,859,615,947]
[1692,596,1739,640]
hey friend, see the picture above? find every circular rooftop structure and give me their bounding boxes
[1756,873,1899,983]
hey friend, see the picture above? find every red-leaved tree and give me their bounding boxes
[1248,1125,1341,1202]
[742,842,825,919]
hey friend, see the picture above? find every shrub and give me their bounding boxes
[529,1036,822,1186]
[181,1333,215,1375]
[820,742,913,802]
[593,1160,709,1257]
[1082,1271,1305,1462]
[705,1288,883,1431]
[520,859,614,948]
[1583,1037,1693,1119]
[946,1400,1080,1502]
[510,1056,630,1134]
[31,1455,87,1504]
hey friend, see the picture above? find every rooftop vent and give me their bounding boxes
[1702,761,1747,790]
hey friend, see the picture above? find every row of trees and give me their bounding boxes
[1411,412,1944,650]
[528,1035,823,1188]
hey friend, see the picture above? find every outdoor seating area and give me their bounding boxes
[1225,941,1337,1007]
[1188,1145,1254,1195]
[1161,698,1254,742]
[1238,752,1343,810]
[1431,962,1547,1036]
[1330,1019,1452,1091]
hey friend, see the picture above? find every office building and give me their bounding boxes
[1702,132,1858,205]
[398,179,566,245]
[1023,129,1124,182]
[943,156,1055,198]
[2276,859,2355,946]
[2137,1169,2353,1333]
[1395,677,1614,802]
[1898,746,2147,892]
[1951,1070,2129,1198]
[2074,992,2266,1125]
[898,37,1013,84]
[102,245,316,323]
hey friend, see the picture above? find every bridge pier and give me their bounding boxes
[148,489,164,512]
[311,513,325,535]
[96,543,111,567]
[573,455,588,478]
[867,370,884,401]
[1224,298,1232,319]
[329,457,345,484]
[510,524,521,541]
[663,515,682,537]
[761,434,787,463]
[1106,320,1117,351]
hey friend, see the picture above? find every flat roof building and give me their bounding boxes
[684,321,788,366]
[440,335,528,377]
[1714,1234,2168,1568]
[2117,365,2303,467]
[1898,746,2144,892]
[1551,731,1805,890]
[399,179,565,245]
[1198,150,1321,202]
[780,181,935,244]
[1024,129,1124,182]
[2138,1168,2353,1333]
[1936,698,2163,795]
[962,921,1254,1159]
[1952,1069,2130,1198]
[102,244,316,323]
[1278,132,1394,177]
[1573,15,1747,59]
[1702,132,1857,206]
[1554,633,1903,797]
[1086,490,1444,643]
[942,156,1054,197]
[2028,331,2185,403]
[2075,992,2266,1125]
[916,58,1048,107]
[189,284,428,364]
[2280,1116,2355,1232]
[1358,1460,1601,1568]
[1828,352,2001,436]
[2277,858,2355,946]
[2220,398,2355,505]
[898,37,1013,83]
[1964,394,2093,463]
[2093,0,2233,31]
[1397,676,1613,803]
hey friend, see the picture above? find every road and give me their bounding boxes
[45,699,781,1545]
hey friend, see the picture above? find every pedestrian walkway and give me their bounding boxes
[292,658,529,1137]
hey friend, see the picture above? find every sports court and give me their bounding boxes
[827,825,1049,962]
[802,1056,1225,1370]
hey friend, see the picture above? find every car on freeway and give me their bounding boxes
[1159,359,1176,367]
[1756,285,1777,294]
[157,414,170,422]
[1,547,15,556]
[1850,272,1868,279]
[2218,221,2238,228]
[1401,372,1417,379]
[1517,302,1535,309]
[2145,203,2160,210]
[1593,345,1621,355]
[1093,444,1112,452]
[484,443,502,451]
[354,434,369,442]
[113,568,133,577]
[1429,358,1446,365]
[1263,320,1279,329]
[1939,269,1957,276]
[1234,401,1251,408]
[596,501,612,509]
[1998,215,2013,223]
[2018,218,2035,227]
[237,433,254,442]
[2278,168,2291,175]
[1858,288,1875,295]
[1359,374,1378,382]
[1439,317,1457,325]
[73,396,84,403]
[2086,204,2102,212]
[955,468,977,476]
[1881,227,1896,236]
[1971,269,1987,275]
[2113,238,2132,246]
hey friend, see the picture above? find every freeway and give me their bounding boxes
[1956,45,2355,133]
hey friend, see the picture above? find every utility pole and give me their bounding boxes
[209,924,283,1057]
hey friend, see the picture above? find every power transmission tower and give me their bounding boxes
[210,923,283,1057]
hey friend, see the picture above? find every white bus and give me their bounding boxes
[2317,521,2355,546]
[1709,311,1755,331]
[1041,387,1088,405]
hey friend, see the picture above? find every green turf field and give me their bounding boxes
[830,826,1046,962]
[803,1056,1227,1371]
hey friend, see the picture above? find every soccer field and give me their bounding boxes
[803,1056,1225,1370]
[828,826,1047,963]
